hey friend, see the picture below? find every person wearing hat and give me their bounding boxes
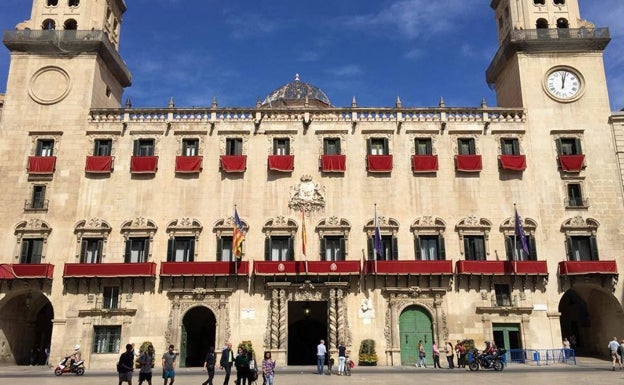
[64,344,81,369]
[483,341,495,368]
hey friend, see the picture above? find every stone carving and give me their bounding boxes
[278,289,287,349]
[359,298,375,318]
[289,175,325,213]
[328,290,337,349]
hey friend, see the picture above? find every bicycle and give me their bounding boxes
[343,355,352,376]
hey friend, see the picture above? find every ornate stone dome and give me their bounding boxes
[262,74,332,108]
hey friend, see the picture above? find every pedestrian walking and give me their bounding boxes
[202,346,216,385]
[162,344,176,385]
[261,351,276,385]
[416,340,427,368]
[137,344,155,385]
[608,337,622,371]
[432,342,442,368]
[316,340,327,375]
[117,343,135,385]
[445,341,455,369]
[220,342,235,385]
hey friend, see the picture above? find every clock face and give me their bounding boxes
[545,69,583,101]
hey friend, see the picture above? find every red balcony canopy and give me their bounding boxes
[130,156,158,173]
[367,155,393,172]
[456,260,512,275]
[63,262,156,278]
[220,155,247,172]
[0,263,54,279]
[160,261,249,276]
[412,155,438,173]
[499,155,527,171]
[455,155,482,172]
[268,155,294,172]
[511,261,548,275]
[85,156,114,173]
[364,260,452,275]
[254,261,360,275]
[558,260,617,275]
[558,155,585,172]
[28,156,56,174]
[175,155,202,173]
[321,155,346,172]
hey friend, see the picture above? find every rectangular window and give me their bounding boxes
[36,139,54,156]
[125,237,149,263]
[102,286,119,309]
[464,235,486,260]
[20,239,43,264]
[494,284,511,307]
[368,138,388,155]
[505,235,536,261]
[567,235,598,261]
[273,138,290,155]
[32,185,46,209]
[182,138,199,156]
[417,235,445,261]
[167,237,195,262]
[415,138,433,155]
[218,236,234,262]
[81,238,103,264]
[323,138,341,155]
[322,236,344,261]
[566,183,584,207]
[133,139,155,156]
[557,138,583,155]
[266,236,293,261]
[457,138,476,155]
[93,326,121,353]
[369,235,398,261]
[226,138,243,156]
[501,138,520,155]
[94,139,112,156]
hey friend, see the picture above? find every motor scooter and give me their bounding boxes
[54,357,86,376]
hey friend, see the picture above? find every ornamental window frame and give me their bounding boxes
[74,218,112,263]
[456,216,492,260]
[14,219,52,263]
[214,216,249,261]
[166,218,203,262]
[561,216,599,261]
[500,216,538,261]
[120,218,157,263]
[364,216,399,261]
[410,216,446,261]
[316,217,351,261]
[262,216,297,261]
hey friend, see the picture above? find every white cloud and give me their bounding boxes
[326,65,364,78]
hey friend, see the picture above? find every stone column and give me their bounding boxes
[328,288,337,350]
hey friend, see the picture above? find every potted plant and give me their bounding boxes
[358,339,378,366]
[134,341,155,369]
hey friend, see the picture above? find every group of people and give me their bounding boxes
[209,341,276,385]
[116,343,173,385]
[417,340,467,369]
[607,336,624,371]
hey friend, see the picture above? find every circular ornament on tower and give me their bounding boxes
[543,66,584,103]
[28,66,72,105]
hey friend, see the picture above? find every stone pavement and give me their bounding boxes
[0,357,621,385]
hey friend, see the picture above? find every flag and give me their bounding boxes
[374,206,383,259]
[232,208,245,259]
[514,208,530,258]
[301,209,307,258]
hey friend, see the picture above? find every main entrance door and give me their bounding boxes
[399,306,433,366]
[493,323,521,362]
[288,301,327,365]
[181,306,216,367]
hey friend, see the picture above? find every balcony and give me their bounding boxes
[558,260,617,291]
[85,156,114,173]
[28,156,56,175]
[63,262,157,278]
[564,197,589,209]
[499,155,526,171]
[367,155,393,173]
[455,155,482,172]
[0,263,54,280]
[24,199,49,212]
[254,261,360,276]
[363,260,452,275]
[456,260,511,275]
[511,261,548,275]
[175,155,202,173]
[160,261,250,276]
[320,155,346,173]
[130,156,158,173]
[220,155,247,173]
[268,155,294,172]
[558,155,585,172]
[412,155,438,173]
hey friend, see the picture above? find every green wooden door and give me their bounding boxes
[180,324,187,367]
[399,306,433,366]
[493,323,521,363]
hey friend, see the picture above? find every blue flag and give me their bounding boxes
[514,209,530,258]
[374,207,383,259]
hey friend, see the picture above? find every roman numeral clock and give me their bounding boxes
[544,66,584,102]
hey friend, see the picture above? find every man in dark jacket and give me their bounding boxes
[117,343,135,385]
[220,342,234,385]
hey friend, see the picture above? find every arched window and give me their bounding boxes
[533,0,545,5]
[557,18,569,29]
[64,19,77,30]
[15,219,52,264]
[166,218,202,262]
[364,216,399,261]
[214,216,248,261]
[317,217,351,261]
[411,216,446,261]
[536,18,549,29]
[120,217,157,263]
[456,216,492,261]
[46,0,59,6]
[500,217,538,261]
[561,216,599,261]
[42,19,56,30]
[74,218,112,264]
[262,216,298,261]
[68,0,80,7]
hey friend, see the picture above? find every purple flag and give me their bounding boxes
[515,209,530,257]
[374,207,383,259]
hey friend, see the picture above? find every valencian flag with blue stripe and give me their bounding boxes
[374,204,383,273]
[514,208,530,259]
[233,208,245,259]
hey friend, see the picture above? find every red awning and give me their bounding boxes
[63,262,157,277]
[455,155,482,172]
[85,156,114,173]
[0,264,15,280]
[456,260,512,275]
[412,155,438,173]
[220,155,247,172]
[175,156,202,173]
[558,260,617,275]
[511,261,548,275]
[268,155,294,171]
[253,261,360,275]
[499,155,526,171]
[0,264,55,279]
[160,261,249,276]
[558,155,585,172]
[320,155,346,172]
[28,156,56,174]
[364,260,452,275]
[130,156,158,173]
[367,155,393,172]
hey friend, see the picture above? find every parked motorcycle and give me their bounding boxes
[468,348,506,372]
[54,357,86,376]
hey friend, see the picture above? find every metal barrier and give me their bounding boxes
[506,349,576,365]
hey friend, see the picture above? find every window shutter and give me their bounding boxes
[142,239,149,262]
[438,235,446,261]
[383,138,389,155]
[589,235,599,261]
[167,238,175,262]
[463,237,471,260]
[320,238,326,260]
[124,238,131,263]
[367,237,373,260]
[189,238,195,262]
[469,139,476,154]
[20,241,29,264]
[555,138,562,155]
[574,138,583,154]
[336,140,341,155]
[80,239,88,263]
[366,139,372,155]
[285,139,290,155]
[565,236,573,261]
[287,237,294,261]
[36,140,43,156]
[264,238,271,261]
[391,237,398,260]
[512,139,520,155]
[32,240,43,263]
[96,240,103,262]
[323,139,329,155]
[414,237,421,260]
[505,236,513,261]
[216,238,223,261]
[133,140,140,156]
[529,236,538,261]
[339,238,346,261]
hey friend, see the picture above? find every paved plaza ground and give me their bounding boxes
[0,357,620,385]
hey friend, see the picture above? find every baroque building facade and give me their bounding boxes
[1,0,623,369]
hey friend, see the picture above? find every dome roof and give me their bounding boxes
[262,74,331,108]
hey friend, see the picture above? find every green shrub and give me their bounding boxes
[358,339,377,366]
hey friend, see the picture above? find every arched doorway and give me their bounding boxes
[181,306,216,367]
[399,306,433,366]
[559,287,622,356]
[288,301,327,365]
[0,291,53,365]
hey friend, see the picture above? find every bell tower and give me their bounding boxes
[486,0,610,114]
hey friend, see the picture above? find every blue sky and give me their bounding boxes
[0,0,622,110]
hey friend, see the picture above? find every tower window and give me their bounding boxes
[501,138,520,156]
[31,185,47,210]
[368,138,389,155]
[557,18,569,29]
[182,138,199,156]
[133,139,155,156]
[457,138,476,155]
[533,0,545,5]
[566,183,587,208]
[273,138,290,155]
[557,138,583,155]
[64,19,77,30]
[42,19,56,31]
[536,18,549,29]
[554,0,565,5]
[226,138,243,156]
[415,138,433,155]
[323,138,341,155]
[46,0,59,6]
[36,139,55,156]
[68,0,80,7]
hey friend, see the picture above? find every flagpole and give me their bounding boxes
[302,209,308,275]
[234,204,238,276]
[513,203,518,262]
[374,204,378,275]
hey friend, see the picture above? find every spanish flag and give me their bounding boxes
[301,209,307,258]
[233,208,245,259]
